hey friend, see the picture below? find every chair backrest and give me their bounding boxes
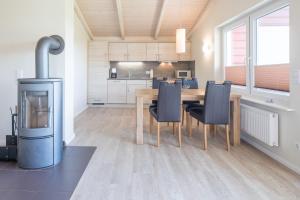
[203,81,231,124]
[157,81,181,122]
[153,77,176,89]
[182,78,199,89]
[152,77,160,89]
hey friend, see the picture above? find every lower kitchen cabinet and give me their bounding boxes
[88,66,109,104]
[126,80,147,104]
[107,80,127,103]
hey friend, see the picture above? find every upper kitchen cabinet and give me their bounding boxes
[109,43,128,61]
[179,42,192,61]
[127,43,147,61]
[89,41,109,64]
[158,43,178,62]
[146,43,159,61]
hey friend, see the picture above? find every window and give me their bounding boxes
[223,2,290,95]
[254,6,290,92]
[225,24,247,86]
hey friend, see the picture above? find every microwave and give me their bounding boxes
[176,70,191,79]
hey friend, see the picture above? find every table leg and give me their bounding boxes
[230,98,241,145]
[136,96,144,144]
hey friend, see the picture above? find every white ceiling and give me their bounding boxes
[76,0,209,39]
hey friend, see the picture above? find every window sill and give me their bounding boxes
[241,96,293,112]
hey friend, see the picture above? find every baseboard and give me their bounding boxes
[88,104,136,108]
[64,132,75,145]
[74,105,88,117]
[241,134,300,175]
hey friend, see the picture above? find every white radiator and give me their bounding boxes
[241,104,279,146]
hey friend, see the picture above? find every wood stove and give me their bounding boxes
[17,35,64,169]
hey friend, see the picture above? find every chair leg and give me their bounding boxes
[226,125,230,151]
[188,114,192,137]
[210,125,216,137]
[173,123,175,135]
[167,122,170,126]
[186,112,189,133]
[157,122,160,147]
[203,124,208,150]
[149,115,153,134]
[197,120,200,127]
[182,106,185,125]
[178,123,182,148]
[214,125,217,137]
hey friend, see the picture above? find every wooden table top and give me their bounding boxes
[135,88,241,101]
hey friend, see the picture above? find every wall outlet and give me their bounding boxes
[145,71,150,75]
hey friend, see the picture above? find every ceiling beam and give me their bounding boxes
[187,1,210,39]
[154,0,168,40]
[115,0,125,39]
[74,2,94,40]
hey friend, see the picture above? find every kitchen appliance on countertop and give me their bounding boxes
[176,70,191,79]
[110,67,117,78]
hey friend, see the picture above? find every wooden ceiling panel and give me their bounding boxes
[159,0,209,36]
[76,0,209,38]
[76,0,121,36]
[122,0,161,36]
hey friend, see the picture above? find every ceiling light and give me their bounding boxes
[176,28,186,54]
[118,62,143,66]
[176,0,186,54]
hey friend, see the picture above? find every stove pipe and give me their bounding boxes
[35,35,65,79]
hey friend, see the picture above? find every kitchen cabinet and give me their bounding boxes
[108,42,192,62]
[107,80,127,103]
[146,80,153,88]
[127,43,147,61]
[158,43,178,61]
[88,41,109,104]
[109,43,128,61]
[126,80,147,104]
[146,43,159,61]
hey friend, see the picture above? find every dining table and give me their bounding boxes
[135,88,242,146]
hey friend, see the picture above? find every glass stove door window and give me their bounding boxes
[22,91,49,129]
[225,24,247,86]
[254,6,290,92]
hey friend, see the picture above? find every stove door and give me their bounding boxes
[18,83,53,138]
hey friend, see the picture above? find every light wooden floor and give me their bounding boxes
[71,107,300,200]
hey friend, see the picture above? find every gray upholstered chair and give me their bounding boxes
[149,77,169,108]
[149,81,182,147]
[181,78,200,127]
[189,81,231,151]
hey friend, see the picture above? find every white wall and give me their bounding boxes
[74,13,89,117]
[0,0,75,144]
[191,0,300,173]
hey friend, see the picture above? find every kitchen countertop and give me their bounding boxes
[107,77,152,80]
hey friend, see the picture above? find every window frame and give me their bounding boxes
[221,0,290,102]
[222,17,250,95]
[250,2,290,100]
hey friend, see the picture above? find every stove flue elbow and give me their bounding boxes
[35,35,65,79]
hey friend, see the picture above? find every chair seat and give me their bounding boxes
[149,107,158,121]
[185,103,203,112]
[189,107,205,123]
[182,100,199,105]
[149,103,157,108]
[150,107,181,123]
